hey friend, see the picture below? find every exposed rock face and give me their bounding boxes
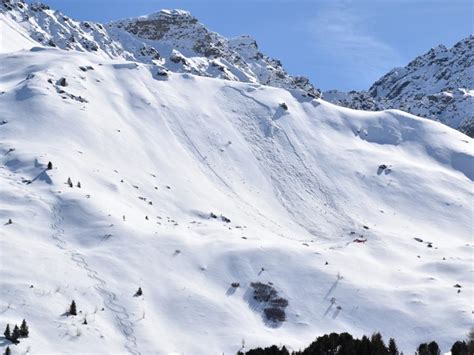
[1,1,320,97]
[116,10,199,41]
[109,10,321,96]
[324,35,474,136]
[323,90,384,111]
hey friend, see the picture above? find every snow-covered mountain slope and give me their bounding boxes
[0,0,319,97]
[4,0,471,137]
[1,19,473,354]
[324,35,474,137]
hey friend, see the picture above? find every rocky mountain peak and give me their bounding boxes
[324,35,474,136]
[108,10,320,95]
[0,2,320,97]
[111,9,200,41]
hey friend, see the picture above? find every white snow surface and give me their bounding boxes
[1,4,474,355]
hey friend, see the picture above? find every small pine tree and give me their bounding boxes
[11,325,21,344]
[19,319,29,338]
[4,346,11,355]
[358,335,372,355]
[388,338,399,355]
[69,300,77,316]
[82,318,87,325]
[134,287,142,297]
[451,341,468,355]
[77,181,81,188]
[47,161,53,170]
[428,341,440,355]
[67,177,73,188]
[371,332,388,354]
[4,324,11,340]
[417,343,430,355]
[468,327,474,355]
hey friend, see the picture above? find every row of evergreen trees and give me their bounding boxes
[3,319,29,344]
[239,331,474,355]
[2,302,76,354]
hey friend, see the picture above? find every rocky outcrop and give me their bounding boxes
[109,10,320,96]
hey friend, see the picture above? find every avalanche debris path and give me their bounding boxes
[221,85,348,238]
[164,104,313,243]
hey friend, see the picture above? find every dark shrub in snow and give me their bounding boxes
[280,102,288,110]
[263,307,285,322]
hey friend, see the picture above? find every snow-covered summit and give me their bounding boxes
[137,9,194,21]
[324,35,474,136]
[0,0,320,96]
[108,9,319,95]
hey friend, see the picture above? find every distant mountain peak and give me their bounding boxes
[324,34,474,136]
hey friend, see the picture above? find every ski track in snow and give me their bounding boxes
[42,194,141,355]
[0,163,140,354]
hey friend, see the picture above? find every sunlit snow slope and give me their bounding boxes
[1,18,473,355]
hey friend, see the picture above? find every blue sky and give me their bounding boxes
[40,0,473,91]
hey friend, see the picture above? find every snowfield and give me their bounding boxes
[1,12,473,355]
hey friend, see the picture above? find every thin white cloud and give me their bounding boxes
[308,3,402,85]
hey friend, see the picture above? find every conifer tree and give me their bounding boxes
[67,177,73,187]
[451,341,468,355]
[77,181,81,188]
[3,324,11,340]
[388,338,399,355]
[417,343,430,355]
[428,341,440,355]
[69,300,77,316]
[468,328,474,355]
[19,319,29,338]
[11,325,21,343]
[358,335,372,355]
[370,332,388,355]
[4,346,11,355]
[47,161,53,170]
